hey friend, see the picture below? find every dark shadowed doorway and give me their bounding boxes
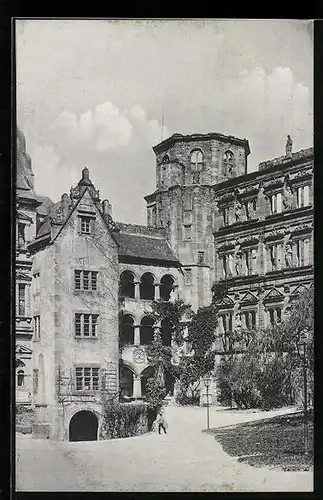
[69,410,98,442]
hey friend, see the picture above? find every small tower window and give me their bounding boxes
[223,150,235,178]
[17,369,25,387]
[190,150,204,170]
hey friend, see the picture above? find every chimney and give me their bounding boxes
[285,135,293,157]
[61,193,70,217]
[102,199,112,219]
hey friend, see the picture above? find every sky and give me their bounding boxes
[16,19,313,224]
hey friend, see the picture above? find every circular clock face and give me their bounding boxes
[133,347,145,364]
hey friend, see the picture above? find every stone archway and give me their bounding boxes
[69,410,98,442]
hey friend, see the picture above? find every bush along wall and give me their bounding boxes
[100,401,151,440]
[16,405,35,434]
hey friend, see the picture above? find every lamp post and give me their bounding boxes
[297,328,310,456]
[203,376,211,430]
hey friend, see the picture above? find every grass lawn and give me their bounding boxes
[206,410,313,472]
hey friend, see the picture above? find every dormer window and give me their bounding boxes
[79,216,92,234]
[190,150,204,170]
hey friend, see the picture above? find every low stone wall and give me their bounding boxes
[16,405,35,434]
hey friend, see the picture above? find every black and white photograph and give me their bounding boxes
[15,18,313,492]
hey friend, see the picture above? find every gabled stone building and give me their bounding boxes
[16,127,313,440]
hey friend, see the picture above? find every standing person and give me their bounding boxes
[157,409,167,434]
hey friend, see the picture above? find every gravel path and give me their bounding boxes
[16,405,313,492]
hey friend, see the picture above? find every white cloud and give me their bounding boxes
[51,101,133,152]
[130,104,170,146]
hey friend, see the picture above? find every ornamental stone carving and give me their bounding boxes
[133,348,145,364]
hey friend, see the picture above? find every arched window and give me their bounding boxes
[120,314,134,345]
[140,273,155,300]
[190,150,204,170]
[161,318,172,346]
[224,150,235,162]
[17,369,25,387]
[119,364,134,399]
[140,316,154,345]
[160,274,175,301]
[120,271,135,298]
[162,154,170,163]
[223,150,235,178]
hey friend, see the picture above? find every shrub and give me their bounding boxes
[100,401,149,440]
[175,390,200,406]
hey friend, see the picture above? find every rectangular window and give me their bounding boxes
[198,251,205,265]
[33,273,40,294]
[294,239,310,267]
[184,268,192,285]
[75,313,99,338]
[269,307,282,325]
[297,185,310,208]
[267,244,281,272]
[74,270,98,291]
[34,316,40,340]
[219,313,233,332]
[183,225,192,241]
[17,223,26,248]
[18,284,26,316]
[270,193,282,214]
[75,366,100,392]
[80,216,92,234]
[184,193,193,210]
[242,311,257,330]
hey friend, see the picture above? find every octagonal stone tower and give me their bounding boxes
[145,132,250,311]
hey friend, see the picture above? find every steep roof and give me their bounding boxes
[114,227,180,266]
[36,196,55,216]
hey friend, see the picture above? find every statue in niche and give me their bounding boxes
[235,252,243,275]
[283,183,293,210]
[251,248,257,273]
[285,243,293,268]
[234,200,244,222]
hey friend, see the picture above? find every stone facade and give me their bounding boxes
[16,128,43,405]
[145,133,313,327]
[17,128,313,439]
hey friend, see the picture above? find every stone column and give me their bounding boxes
[134,281,141,300]
[133,374,142,398]
[154,283,160,300]
[134,325,140,346]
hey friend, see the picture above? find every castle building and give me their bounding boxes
[16,128,313,441]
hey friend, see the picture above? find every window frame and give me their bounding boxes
[74,364,100,393]
[74,313,99,338]
[184,268,192,285]
[74,270,98,291]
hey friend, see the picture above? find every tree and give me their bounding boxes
[144,299,192,409]
[215,287,314,410]
[176,304,218,404]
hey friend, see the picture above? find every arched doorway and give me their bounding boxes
[69,410,98,442]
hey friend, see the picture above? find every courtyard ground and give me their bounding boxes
[16,405,313,492]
